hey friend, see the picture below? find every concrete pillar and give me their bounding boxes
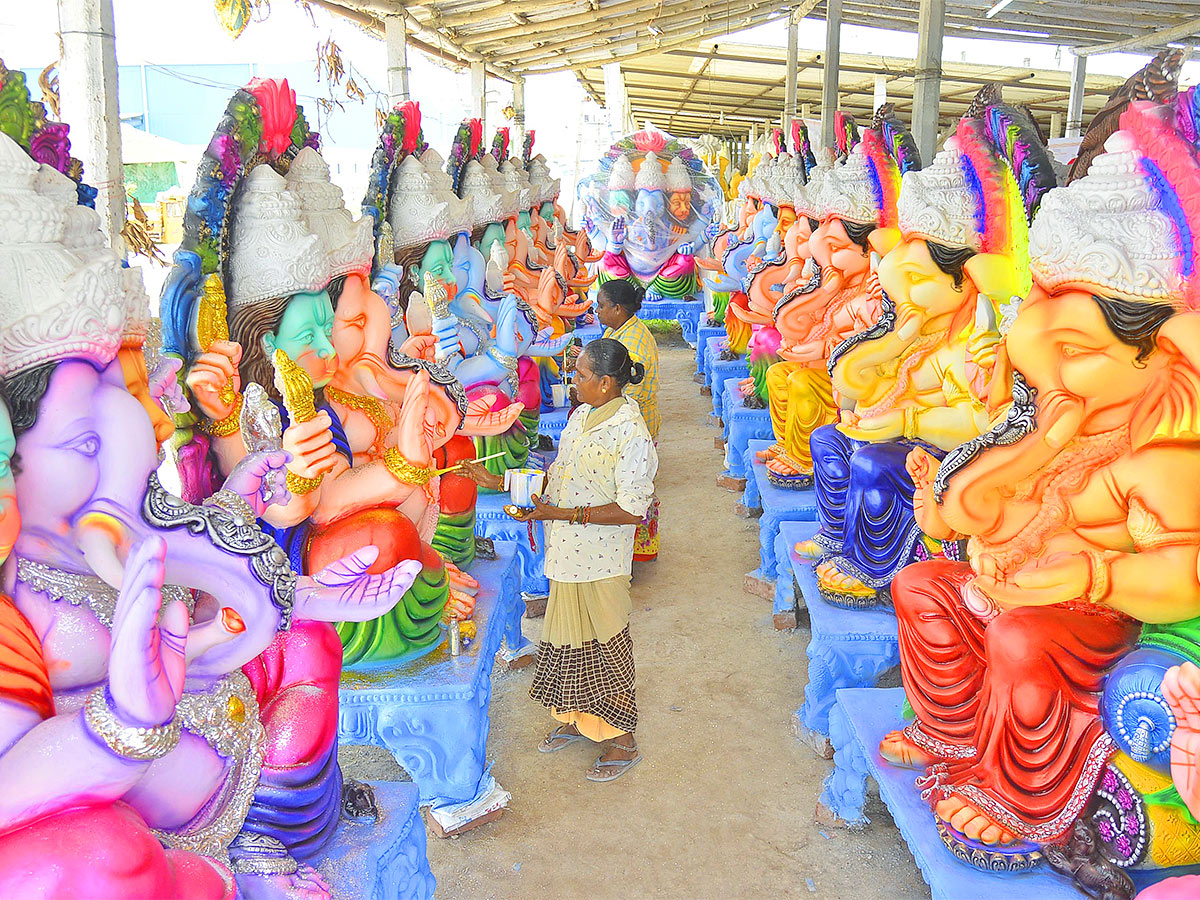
[911,0,945,162]
[784,13,799,134]
[820,0,842,150]
[603,62,626,139]
[470,61,486,133]
[873,74,887,113]
[384,15,410,104]
[512,76,526,151]
[58,0,124,251]
[1066,53,1087,138]
[1049,111,1063,140]
[801,102,812,119]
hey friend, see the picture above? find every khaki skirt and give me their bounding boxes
[529,575,637,740]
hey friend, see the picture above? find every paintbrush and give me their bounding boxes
[430,449,510,477]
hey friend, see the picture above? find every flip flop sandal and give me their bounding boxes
[586,751,642,783]
[538,725,588,753]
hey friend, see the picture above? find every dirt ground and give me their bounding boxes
[343,331,930,900]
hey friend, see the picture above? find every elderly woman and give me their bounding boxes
[465,338,658,782]
[596,280,661,561]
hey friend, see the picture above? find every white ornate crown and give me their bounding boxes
[121,265,151,348]
[286,147,374,279]
[608,153,635,192]
[635,151,668,191]
[35,164,107,259]
[526,155,561,206]
[897,137,982,252]
[820,143,880,226]
[797,149,836,217]
[387,154,476,250]
[1029,130,1186,304]
[461,158,512,227]
[229,165,327,311]
[499,158,534,210]
[666,156,692,193]
[0,132,126,378]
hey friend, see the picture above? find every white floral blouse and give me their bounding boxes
[542,397,659,582]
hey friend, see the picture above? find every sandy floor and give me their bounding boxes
[343,331,929,900]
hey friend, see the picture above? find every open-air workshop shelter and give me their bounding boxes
[58,0,1200,242]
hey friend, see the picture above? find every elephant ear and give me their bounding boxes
[1132,312,1200,450]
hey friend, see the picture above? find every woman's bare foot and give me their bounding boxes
[539,723,585,752]
[879,729,936,769]
[586,734,640,781]
[817,560,875,598]
[936,795,1017,846]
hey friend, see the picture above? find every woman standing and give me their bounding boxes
[596,281,661,560]
[465,339,658,781]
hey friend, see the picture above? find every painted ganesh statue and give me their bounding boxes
[578,125,721,303]
[0,74,432,898]
[881,91,1200,896]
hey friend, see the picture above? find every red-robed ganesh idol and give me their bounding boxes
[882,99,1200,877]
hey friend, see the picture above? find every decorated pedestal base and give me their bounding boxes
[695,324,725,379]
[704,338,749,417]
[318,781,435,899]
[743,440,817,599]
[337,541,521,831]
[720,379,773,487]
[819,688,1189,898]
[784,521,899,754]
[639,296,702,346]
[537,405,570,446]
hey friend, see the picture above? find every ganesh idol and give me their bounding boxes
[882,98,1200,878]
[757,109,920,493]
[0,105,426,896]
[578,125,720,303]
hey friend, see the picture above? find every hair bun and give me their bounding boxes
[629,361,646,385]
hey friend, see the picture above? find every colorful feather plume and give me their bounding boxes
[860,129,902,228]
[1068,48,1183,183]
[834,111,860,161]
[771,127,783,157]
[491,127,510,163]
[874,104,921,175]
[791,118,817,180]
[448,118,478,195]
[523,130,535,166]
[1120,100,1200,309]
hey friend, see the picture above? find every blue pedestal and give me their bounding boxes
[741,442,762,512]
[572,321,603,344]
[787,522,899,743]
[744,441,818,591]
[319,781,435,900]
[640,297,703,346]
[821,689,1188,898]
[537,406,569,445]
[695,324,724,376]
[337,541,521,807]
[705,339,748,419]
[722,380,773,479]
[475,492,548,600]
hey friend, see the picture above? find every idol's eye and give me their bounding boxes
[70,433,101,458]
[1061,345,1085,358]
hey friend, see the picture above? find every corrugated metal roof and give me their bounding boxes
[319,0,1197,78]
